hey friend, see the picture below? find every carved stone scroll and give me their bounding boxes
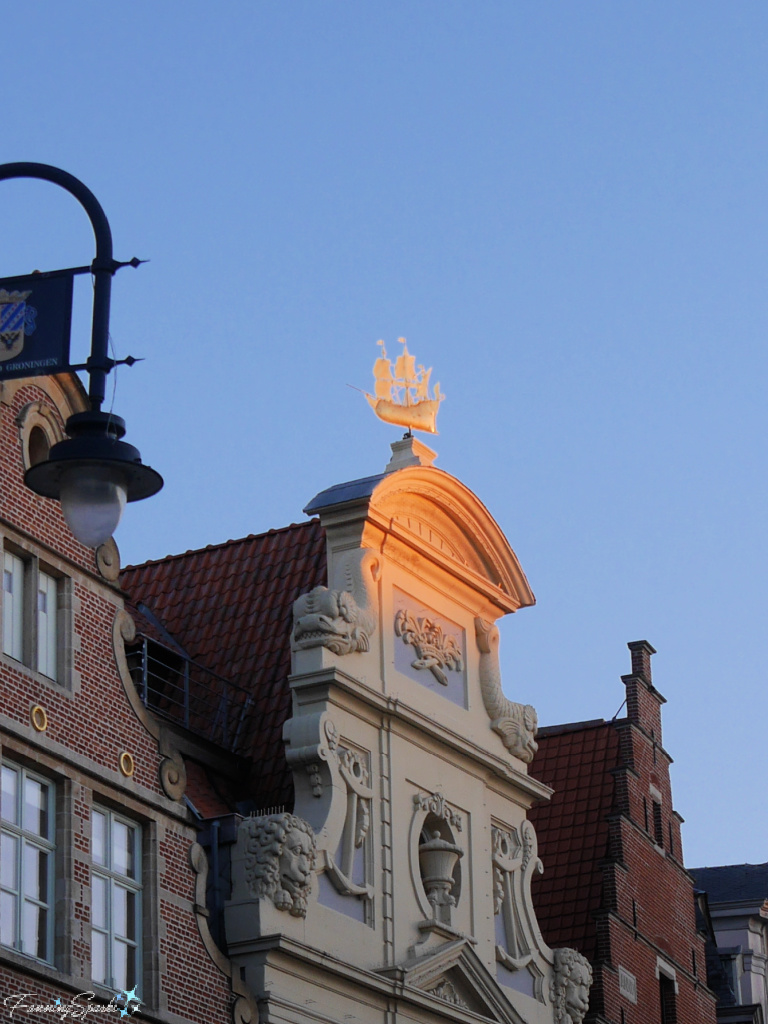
[475,618,538,763]
[112,609,187,801]
[493,819,552,1003]
[323,743,374,900]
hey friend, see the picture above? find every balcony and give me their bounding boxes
[127,636,255,753]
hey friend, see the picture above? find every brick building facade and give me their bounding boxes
[0,376,238,1022]
[529,643,718,1024]
[0,372,724,1024]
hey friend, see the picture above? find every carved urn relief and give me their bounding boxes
[418,829,463,925]
[409,791,464,932]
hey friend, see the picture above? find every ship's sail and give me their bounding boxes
[394,345,417,387]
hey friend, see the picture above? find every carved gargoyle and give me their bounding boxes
[293,549,378,656]
[293,586,375,655]
[551,947,593,1024]
[475,618,538,763]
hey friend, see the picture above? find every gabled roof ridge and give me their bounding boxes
[692,861,768,872]
[122,518,321,572]
[536,717,607,737]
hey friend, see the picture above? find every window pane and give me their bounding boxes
[92,811,106,866]
[37,572,57,681]
[23,777,48,837]
[112,820,135,878]
[3,552,23,662]
[22,901,47,960]
[112,886,138,942]
[113,884,126,937]
[1,765,18,824]
[91,874,107,929]
[113,938,129,992]
[124,890,136,942]
[1,832,18,889]
[91,929,108,985]
[23,843,48,902]
[1,890,17,946]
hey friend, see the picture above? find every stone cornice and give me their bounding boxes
[289,666,552,803]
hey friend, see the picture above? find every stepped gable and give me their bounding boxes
[528,719,619,959]
[120,519,327,807]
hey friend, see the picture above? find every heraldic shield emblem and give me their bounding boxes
[0,289,37,362]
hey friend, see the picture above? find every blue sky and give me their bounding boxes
[2,3,766,867]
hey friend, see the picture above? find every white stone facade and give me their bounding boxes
[225,440,591,1024]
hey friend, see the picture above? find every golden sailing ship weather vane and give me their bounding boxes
[364,338,444,434]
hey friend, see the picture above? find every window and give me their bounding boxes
[652,801,664,848]
[2,549,61,682]
[0,763,55,962]
[659,973,677,1023]
[657,959,678,1024]
[91,807,141,991]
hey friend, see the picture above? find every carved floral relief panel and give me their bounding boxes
[393,588,467,707]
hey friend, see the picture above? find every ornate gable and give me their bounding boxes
[366,466,535,617]
[379,938,527,1024]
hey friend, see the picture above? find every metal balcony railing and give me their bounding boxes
[127,637,254,753]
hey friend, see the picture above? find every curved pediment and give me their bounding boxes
[367,466,534,616]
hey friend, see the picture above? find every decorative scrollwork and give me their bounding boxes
[427,980,467,1009]
[475,618,538,762]
[413,791,463,831]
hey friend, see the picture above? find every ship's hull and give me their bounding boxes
[365,394,440,434]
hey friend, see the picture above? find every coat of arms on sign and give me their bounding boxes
[0,289,37,362]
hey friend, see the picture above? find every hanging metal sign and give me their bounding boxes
[0,269,73,380]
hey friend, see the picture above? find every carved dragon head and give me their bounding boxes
[292,586,375,656]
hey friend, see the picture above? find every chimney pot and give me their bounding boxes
[627,640,656,683]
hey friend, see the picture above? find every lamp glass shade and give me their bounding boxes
[60,465,128,548]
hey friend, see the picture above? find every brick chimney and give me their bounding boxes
[622,640,665,742]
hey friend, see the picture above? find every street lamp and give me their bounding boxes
[0,163,162,548]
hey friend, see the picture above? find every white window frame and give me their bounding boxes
[0,762,55,964]
[91,806,142,993]
[2,546,65,684]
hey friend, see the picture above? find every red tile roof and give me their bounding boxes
[120,520,327,809]
[528,719,619,959]
[183,760,238,819]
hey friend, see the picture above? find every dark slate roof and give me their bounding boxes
[690,864,768,905]
[528,719,619,960]
[304,473,386,515]
[120,520,327,809]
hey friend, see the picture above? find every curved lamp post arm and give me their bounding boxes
[0,161,116,411]
[0,161,162,548]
